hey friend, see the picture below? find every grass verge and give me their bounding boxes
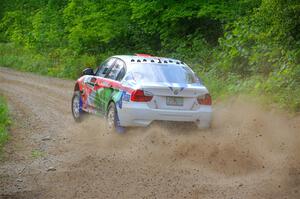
[0,95,10,156]
[0,42,97,79]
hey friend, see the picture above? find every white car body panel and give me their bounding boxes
[118,101,212,128]
[117,81,212,128]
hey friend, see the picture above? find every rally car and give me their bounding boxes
[71,54,212,133]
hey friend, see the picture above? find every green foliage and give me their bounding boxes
[215,0,300,111]
[63,0,131,54]
[0,0,299,111]
[0,10,31,44]
[0,96,10,155]
[31,7,65,51]
[217,0,300,74]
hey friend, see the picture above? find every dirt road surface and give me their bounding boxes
[0,67,299,199]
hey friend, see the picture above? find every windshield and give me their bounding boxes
[124,63,200,84]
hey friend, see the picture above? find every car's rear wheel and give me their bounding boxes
[72,91,83,122]
[106,102,125,133]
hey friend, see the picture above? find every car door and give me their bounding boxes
[95,59,126,113]
[84,58,116,112]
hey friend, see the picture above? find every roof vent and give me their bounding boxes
[176,61,180,64]
[131,59,135,62]
[158,59,162,63]
[169,60,173,63]
[151,60,154,62]
[164,60,168,63]
[137,59,141,62]
[143,59,147,62]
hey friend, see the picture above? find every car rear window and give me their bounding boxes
[124,63,201,84]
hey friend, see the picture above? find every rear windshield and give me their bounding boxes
[124,63,200,84]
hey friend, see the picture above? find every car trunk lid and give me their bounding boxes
[138,82,208,110]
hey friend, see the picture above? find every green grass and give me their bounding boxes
[0,96,10,156]
[31,149,44,159]
[196,69,300,112]
[0,42,97,79]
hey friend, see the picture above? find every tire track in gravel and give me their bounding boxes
[0,67,299,199]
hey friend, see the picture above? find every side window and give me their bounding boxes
[106,59,125,81]
[116,67,126,81]
[95,58,116,77]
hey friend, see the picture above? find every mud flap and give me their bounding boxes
[79,94,83,113]
[115,110,125,134]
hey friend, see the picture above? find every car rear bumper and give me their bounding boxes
[117,102,212,129]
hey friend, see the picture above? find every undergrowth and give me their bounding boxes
[1,43,299,112]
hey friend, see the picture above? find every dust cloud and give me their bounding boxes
[66,97,300,198]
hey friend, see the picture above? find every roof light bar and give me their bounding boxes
[135,53,153,57]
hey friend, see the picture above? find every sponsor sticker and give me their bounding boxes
[122,92,130,102]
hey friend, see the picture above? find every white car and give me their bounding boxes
[72,54,212,132]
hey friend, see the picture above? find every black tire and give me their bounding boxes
[106,102,125,133]
[71,91,83,122]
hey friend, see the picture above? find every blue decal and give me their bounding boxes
[116,91,124,109]
[122,92,130,102]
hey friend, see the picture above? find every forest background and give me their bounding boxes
[0,0,299,111]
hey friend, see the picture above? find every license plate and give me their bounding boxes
[166,97,184,106]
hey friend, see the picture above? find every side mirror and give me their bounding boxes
[82,68,94,76]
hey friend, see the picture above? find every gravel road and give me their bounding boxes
[0,67,299,199]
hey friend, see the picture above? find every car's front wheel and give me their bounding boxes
[72,91,83,122]
[106,102,125,133]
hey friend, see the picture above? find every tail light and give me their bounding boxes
[131,89,153,102]
[197,94,212,105]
